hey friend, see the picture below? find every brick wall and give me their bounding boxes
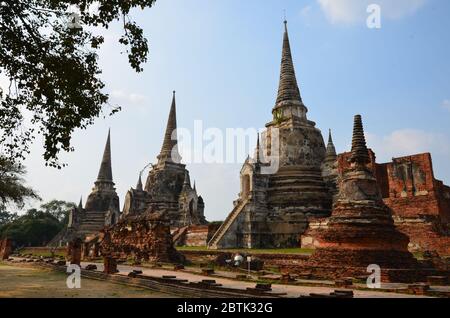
[184,225,209,247]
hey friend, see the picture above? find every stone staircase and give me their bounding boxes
[267,167,330,205]
[76,211,106,238]
[172,226,189,246]
[207,199,248,249]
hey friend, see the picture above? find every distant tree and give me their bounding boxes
[40,199,76,224]
[0,157,40,211]
[0,0,156,167]
[0,208,63,246]
[0,210,17,227]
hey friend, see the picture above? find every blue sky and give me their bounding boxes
[18,0,450,221]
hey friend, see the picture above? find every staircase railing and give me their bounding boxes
[172,226,189,245]
[207,199,248,249]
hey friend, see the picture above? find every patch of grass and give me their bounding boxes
[18,248,66,258]
[0,263,174,298]
[176,246,314,255]
[413,251,424,260]
[176,246,209,251]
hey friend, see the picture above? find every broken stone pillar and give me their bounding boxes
[82,243,89,260]
[67,238,82,266]
[103,256,118,274]
[0,239,12,260]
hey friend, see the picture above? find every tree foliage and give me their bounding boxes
[0,156,40,210]
[0,209,61,246]
[40,199,75,223]
[0,210,17,226]
[0,200,75,246]
[0,0,156,167]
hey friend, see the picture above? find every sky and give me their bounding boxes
[7,0,450,221]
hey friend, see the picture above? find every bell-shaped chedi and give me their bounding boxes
[141,91,207,227]
[305,115,418,282]
[208,21,331,250]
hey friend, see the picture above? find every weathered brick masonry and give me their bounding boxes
[302,151,450,255]
[340,151,450,255]
[97,212,185,264]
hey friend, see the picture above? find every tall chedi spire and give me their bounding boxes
[322,129,339,198]
[136,174,143,191]
[272,20,308,121]
[158,91,181,165]
[325,129,337,162]
[85,129,119,212]
[349,115,370,170]
[181,170,192,193]
[95,129,114,185]
[253,132,261,164]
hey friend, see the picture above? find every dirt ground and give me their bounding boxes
[0,263,175,298]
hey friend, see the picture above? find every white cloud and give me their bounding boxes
[300,5,313,18]
[317,0,428,25]
[366,129,450,162]
[110,90,147,105]
[442,99,450,112]
[299,5,316,27]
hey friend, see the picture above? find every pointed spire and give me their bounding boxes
[193,181,196,192]
[136,174,143,191]
[325,129,337,160]
[78,196,83,210]
[275,20,303,108]
[182,170,192,192]
[350,115,370,169]
[183,170,191,187]
[158,91,181,163]
[255,133,261,163]
[96,129,113,183]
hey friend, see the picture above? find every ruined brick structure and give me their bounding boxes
[98,211,184,264]
[377,154,450,254]
[208,21,332,249]
[302,150,450,255]
[122,92,207,228]
[0,238,12,260]
[302,115,421,283]
[173,223,222,247]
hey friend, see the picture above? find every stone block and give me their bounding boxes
[427,276,448,286]
[201,269,215,276]
[85,264,97,271]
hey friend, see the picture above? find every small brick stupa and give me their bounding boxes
[304,115,419,283]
